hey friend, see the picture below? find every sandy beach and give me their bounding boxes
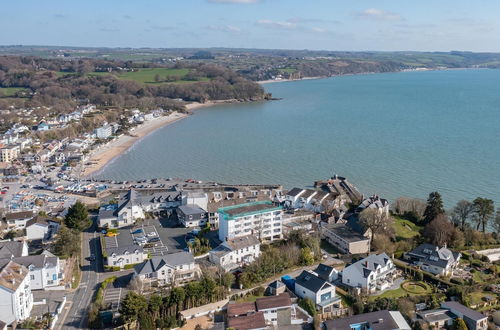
[258,76,325,84]
[81,112,188,177]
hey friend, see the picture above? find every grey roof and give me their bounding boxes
[286,188,304,197]
[441,301,487,321]
[417,309,454,323]
[344,253,392,278]
[98,208,117,220]
[0,241,25,259]
[295,270,332,293]
[13,254,58,269]
[225,235,260,250]
[135,252,194,275]
[299,189,317,199]
[178,204,206,215]
[210,244,232,258]
[117,189,183,214]
[314,264,336,281]
[323,223,369,243]
[4,211,34,221]
[406,243,461,269]
[106,245,144,256]
[325,310,410,330]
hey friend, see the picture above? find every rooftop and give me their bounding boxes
[227,311,266,330]
[323,222,370,243]
[255,293,291,310]
[441,301,487,321]
[219,201,282,221]
[324,310,410,330]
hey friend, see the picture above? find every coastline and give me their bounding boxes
[81,112,188,177]
[258,76,326,85]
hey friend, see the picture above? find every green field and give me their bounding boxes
[0,87,29,97]
[278,68,297,74]
[56,68,209,84]
[393,217,422,240]
[369,280,431,301]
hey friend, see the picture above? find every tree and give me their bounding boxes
[472,197,494,232]
[298,298,316,317]
[359,208,394,242]
[493,208,500,237]
[138,310,154,330]
[54,225,81,257]
[299,247,314,266]
[154,74,161,82]
[452,318,468,330]
[372,234,396,254]
[451,200,474,230]
[64,201,90,231]
[423,192,444,225]
[120,292,148,325]
[423,214,455,246]
[397,298,415,320]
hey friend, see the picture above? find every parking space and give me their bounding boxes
[103,287,128,311]
[105,216,221,258]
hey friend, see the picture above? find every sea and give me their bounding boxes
[96,69,500,207]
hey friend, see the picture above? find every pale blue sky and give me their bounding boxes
[2,0,499,51]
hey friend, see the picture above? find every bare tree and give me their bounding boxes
[359,208,394,242]
[451,200,474,230]
[423,214,455,246]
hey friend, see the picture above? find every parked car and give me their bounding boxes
[147,231,156,237]
[148,237,160,243]
[132,229,143,234]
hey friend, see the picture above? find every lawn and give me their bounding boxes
[393,217,422,240]
[369,280,431,301]
[0,87,30,97]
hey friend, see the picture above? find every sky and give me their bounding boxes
[1,0,499,52]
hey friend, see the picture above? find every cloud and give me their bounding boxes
[287,17,340,24]
[256,19,333,35]
[355,8,403,21]
[256,19,296,30]
[205,25,241,33]
[54,14,66,19]
[208,0,259,3]
[123,15,133,20]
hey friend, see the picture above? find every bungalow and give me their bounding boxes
[324,310,410,330]
[209,235,261,271]
[3,211,34,231]
[105,245,148,269]
[440,301,488,330]
[404,243,461,276]
[341,253,397,294]
[177,204,208,228]
[134,252,200,286]
[294,270,341,314]
[13,252,63,290]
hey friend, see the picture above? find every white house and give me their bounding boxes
[356,195,390,216]
[13,252,63,290]
[3,211,34,231]
[314,264,339,283]
[209,235,261,271]
[294,270,341,314]
[134,252,200,286]
[341,253,397,293]
[25,218,60,241]
[0,261,33,325]
[94,123,113,139]
[404,243,461,276]
[177,204,207,228]
[105,246,148,269]
[218,201,283,243]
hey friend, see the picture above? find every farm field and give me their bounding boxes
[0,87,30,97]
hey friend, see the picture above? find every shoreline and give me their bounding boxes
[81,112,189,178]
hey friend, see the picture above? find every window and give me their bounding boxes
[30,275,35,280]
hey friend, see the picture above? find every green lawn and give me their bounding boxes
[0,87,29,97]
[369,280,431,301]
[393,217,422,240]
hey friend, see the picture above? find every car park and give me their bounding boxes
[132,229,143,234]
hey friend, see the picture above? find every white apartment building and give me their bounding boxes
[209,235,261,271]
[0,146,20,163]
[341,253,397,293]
[218,201,283,243]
[0,261,33,325]
[105,246,148,269]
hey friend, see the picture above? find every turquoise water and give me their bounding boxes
[97,69,500,206]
